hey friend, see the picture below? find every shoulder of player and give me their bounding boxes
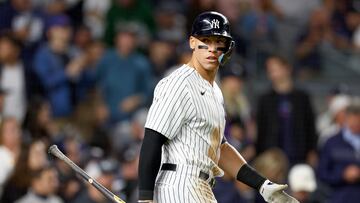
[158,65,195,88]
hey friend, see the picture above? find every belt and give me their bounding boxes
[160,163,216,188]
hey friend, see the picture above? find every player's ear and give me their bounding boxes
[189,36,196,50]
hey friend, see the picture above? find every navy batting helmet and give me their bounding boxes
[191,11,235,65]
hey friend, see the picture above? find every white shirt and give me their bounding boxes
[0,146,16,197]
[1,63,26,122]
[145,65,226,177]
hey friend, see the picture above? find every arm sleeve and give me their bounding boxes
[138,128,168,200]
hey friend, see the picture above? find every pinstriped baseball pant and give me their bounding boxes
[154,164,217,203]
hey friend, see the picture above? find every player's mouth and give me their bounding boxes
[206,56,218,62]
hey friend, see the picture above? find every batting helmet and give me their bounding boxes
[191,11,235,65]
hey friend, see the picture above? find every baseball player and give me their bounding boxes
[138,11,299,203]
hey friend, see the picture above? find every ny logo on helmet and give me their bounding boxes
[210,19,220,29]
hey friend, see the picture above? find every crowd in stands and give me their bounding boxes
[0,0,359,203]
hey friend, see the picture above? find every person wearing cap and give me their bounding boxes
[317,95,351,146]
[33,14,85,118]
[317,100,360,203]
[288,164,317,203]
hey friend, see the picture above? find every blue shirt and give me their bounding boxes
[96,49,153,123]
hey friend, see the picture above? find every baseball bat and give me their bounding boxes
[48,145,126,203]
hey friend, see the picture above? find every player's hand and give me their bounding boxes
[259,180,299,203]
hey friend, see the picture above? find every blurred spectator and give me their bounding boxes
[72,159,118,203]
[96,25,153,124]
[148,38,176,82]
[22,97,59,144]
[33,14,84,118]
[112,108,147,156]
[213,171,250,203]
[216,0,242,24]
[0,86,6,121]
[154,1,186,44]
[118,142,141,203]
[273,0,321,62]
[103,0,156,46]
[256,55,318,166]
[239,0,278,74]
[288,163,330,203]
[214,117,255,203]
[54,132,85,202]
[82,0,111,39]
[72,91,111,156]
[15,165,63,203]
[288,164,317,203]
[295,3,333,77]
[225,117,255,162]
[0,0,45,69]
[252,148,289,203]
[317,94,351,146]
[76,40,105,102]
[72,25,93,57]
[317,100,360,203]
[220,62,250,120]
[0,33,27,122]
[0,117,22,197]
[1,139,48,203]
[0,0,42,43]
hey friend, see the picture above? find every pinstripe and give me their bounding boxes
[146,65,224,202]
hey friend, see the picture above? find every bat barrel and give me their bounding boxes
[48,145,125,203]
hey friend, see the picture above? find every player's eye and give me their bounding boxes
[216,47,227,52]
[201,38,210,43]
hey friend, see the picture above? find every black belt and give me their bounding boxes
[160,163,216,188]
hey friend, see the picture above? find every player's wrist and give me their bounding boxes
[236,164,266,190]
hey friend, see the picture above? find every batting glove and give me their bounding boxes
[259,180,299,203]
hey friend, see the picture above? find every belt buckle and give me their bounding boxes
[200,171,216,188]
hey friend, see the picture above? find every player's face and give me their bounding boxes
[190,36,227,71]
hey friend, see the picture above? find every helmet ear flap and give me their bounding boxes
[219,40,235,65]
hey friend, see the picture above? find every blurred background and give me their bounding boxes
[0,0,359,202]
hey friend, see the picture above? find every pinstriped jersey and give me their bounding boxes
[145,64,226,177]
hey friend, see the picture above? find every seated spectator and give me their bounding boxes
[0,117,22,197]
[72,159,118,203]
[252,148,289,203]
[288,164,317,203]
[317,100,360,203]
[1,139,48,203]
[15,165,63,203]
[317,94,351,146]
[22,97,59,144]
[118,141,141,202]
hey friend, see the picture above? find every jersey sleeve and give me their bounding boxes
[145,77,193,140]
